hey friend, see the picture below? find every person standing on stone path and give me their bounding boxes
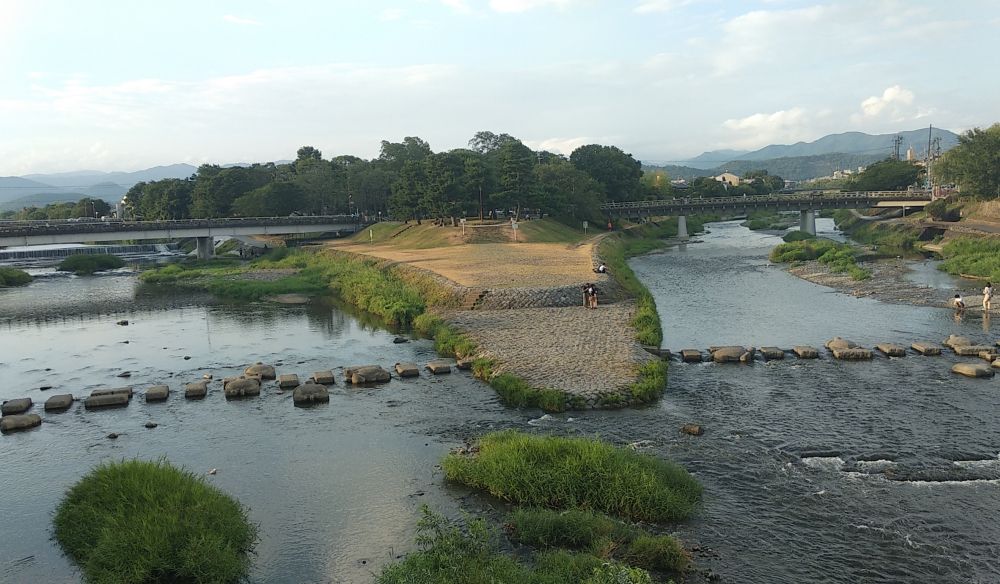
[983,282,993,312]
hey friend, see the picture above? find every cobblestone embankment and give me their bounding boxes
[443,301,655,405]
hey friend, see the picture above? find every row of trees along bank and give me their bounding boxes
[116,132,665,223]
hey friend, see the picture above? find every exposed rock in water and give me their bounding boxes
[1,397,32,416]
[952,362,994,378]
[681,423,704,436]
[244,363,276,380]
[345,365,391,384]
[292,383,330,406]
[1,414,42,433]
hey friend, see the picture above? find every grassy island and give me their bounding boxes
[53,459,258,584]
[380,431,700,583]
[770,238,871,281]
[57,253,125,275]
[0,266,32,287]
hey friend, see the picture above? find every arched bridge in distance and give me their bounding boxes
[600,191,934,238]
[0,215,367,259]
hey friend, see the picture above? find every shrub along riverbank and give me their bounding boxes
[53,459,257,583]
[939,237,1000,281]
[0,266,32,287]
[379,431,701,583]
[832,210,922,254]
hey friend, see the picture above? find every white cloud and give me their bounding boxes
[524,136,591,154]
[722,107,809,149]
[860,85,915,117]
[634,0,695,14]
[223,15,261,26]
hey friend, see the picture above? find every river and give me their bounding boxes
[2,223,999,583]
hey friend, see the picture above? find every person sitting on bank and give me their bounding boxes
[594,263,607,274]
[953,293,966,312]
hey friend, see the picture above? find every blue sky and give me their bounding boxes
[1,0,998,174]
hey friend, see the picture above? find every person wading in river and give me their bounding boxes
[983,282,993,312]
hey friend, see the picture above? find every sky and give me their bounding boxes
[1,0,998,175]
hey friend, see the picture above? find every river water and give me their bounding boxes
[629,219,1000,584]
[2,223,999,583]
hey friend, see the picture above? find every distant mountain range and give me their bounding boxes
[645,128,960,181]
[0,164,199,209]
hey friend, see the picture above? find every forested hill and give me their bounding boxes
[643,152,889,181]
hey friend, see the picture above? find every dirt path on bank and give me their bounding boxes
[329,240,601,289]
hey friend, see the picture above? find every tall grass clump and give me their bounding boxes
[53,459,258,584]
[628,360,668,405]
[939,237,1000,281]
[443,431,701,522]
[770,239,871,281]
[508,507,688,572]
[782,230,816,242]
[57,253,125,274]
[377,506,651,584]
[0,266,32,287]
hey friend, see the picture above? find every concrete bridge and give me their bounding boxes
[601,191,933,238]
[0,215,365,259]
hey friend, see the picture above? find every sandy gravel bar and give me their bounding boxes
[789,258,977,307]
[443,302,654,403]
[334,242,598,289]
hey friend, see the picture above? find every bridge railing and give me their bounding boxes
[599,191,931,211]
[0,215,364,237]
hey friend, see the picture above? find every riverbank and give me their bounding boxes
[787,257,966,306]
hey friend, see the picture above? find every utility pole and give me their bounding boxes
[926,125,933,190]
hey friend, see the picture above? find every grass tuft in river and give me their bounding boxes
[53,458,258,584]
[57,253,125,275]
[0,266,32,287]
[442,430,702,523]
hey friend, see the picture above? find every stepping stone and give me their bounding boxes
[292,383,329,406]
[760,347,785,361]
[911,342,942,356]
[825,337,859,351]
[832,348,873,360]
[875,343,906,357]
[44,394,74,412]
[91,387,133,399]
[244,363,276,380]
[145,385,169,402]
[185,381,208,399]
[1,398,32,416]
[680,349,702,363]
[792,346,819,359]
[85,392,130,409]
[395,362,420,378]
[277,374,300,389]
[312,370,335,385]
[979,351,999,362]
[943,335,973,349]
[952,362,995,378]
[426,360,452,375]
[344,365,391,384]
[456,359,474,370]
[710,346,746,363]
[1,414,42,433]
[224,376,261,397]
[953,345,994,356]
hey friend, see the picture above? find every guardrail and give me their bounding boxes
[0,215,363,237]
[599,191,932,211]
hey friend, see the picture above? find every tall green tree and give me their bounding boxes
[935,124,1000,198]
[845,159,922,191]
[569,144,642,202]
[231,182,307,217]
[378,137,432,173]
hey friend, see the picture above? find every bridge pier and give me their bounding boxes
[799,210,816,236]
[677,215,689,240]
[195,236,214,260]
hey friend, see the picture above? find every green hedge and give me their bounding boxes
[0,267,32,287]
[53,459,258,584]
